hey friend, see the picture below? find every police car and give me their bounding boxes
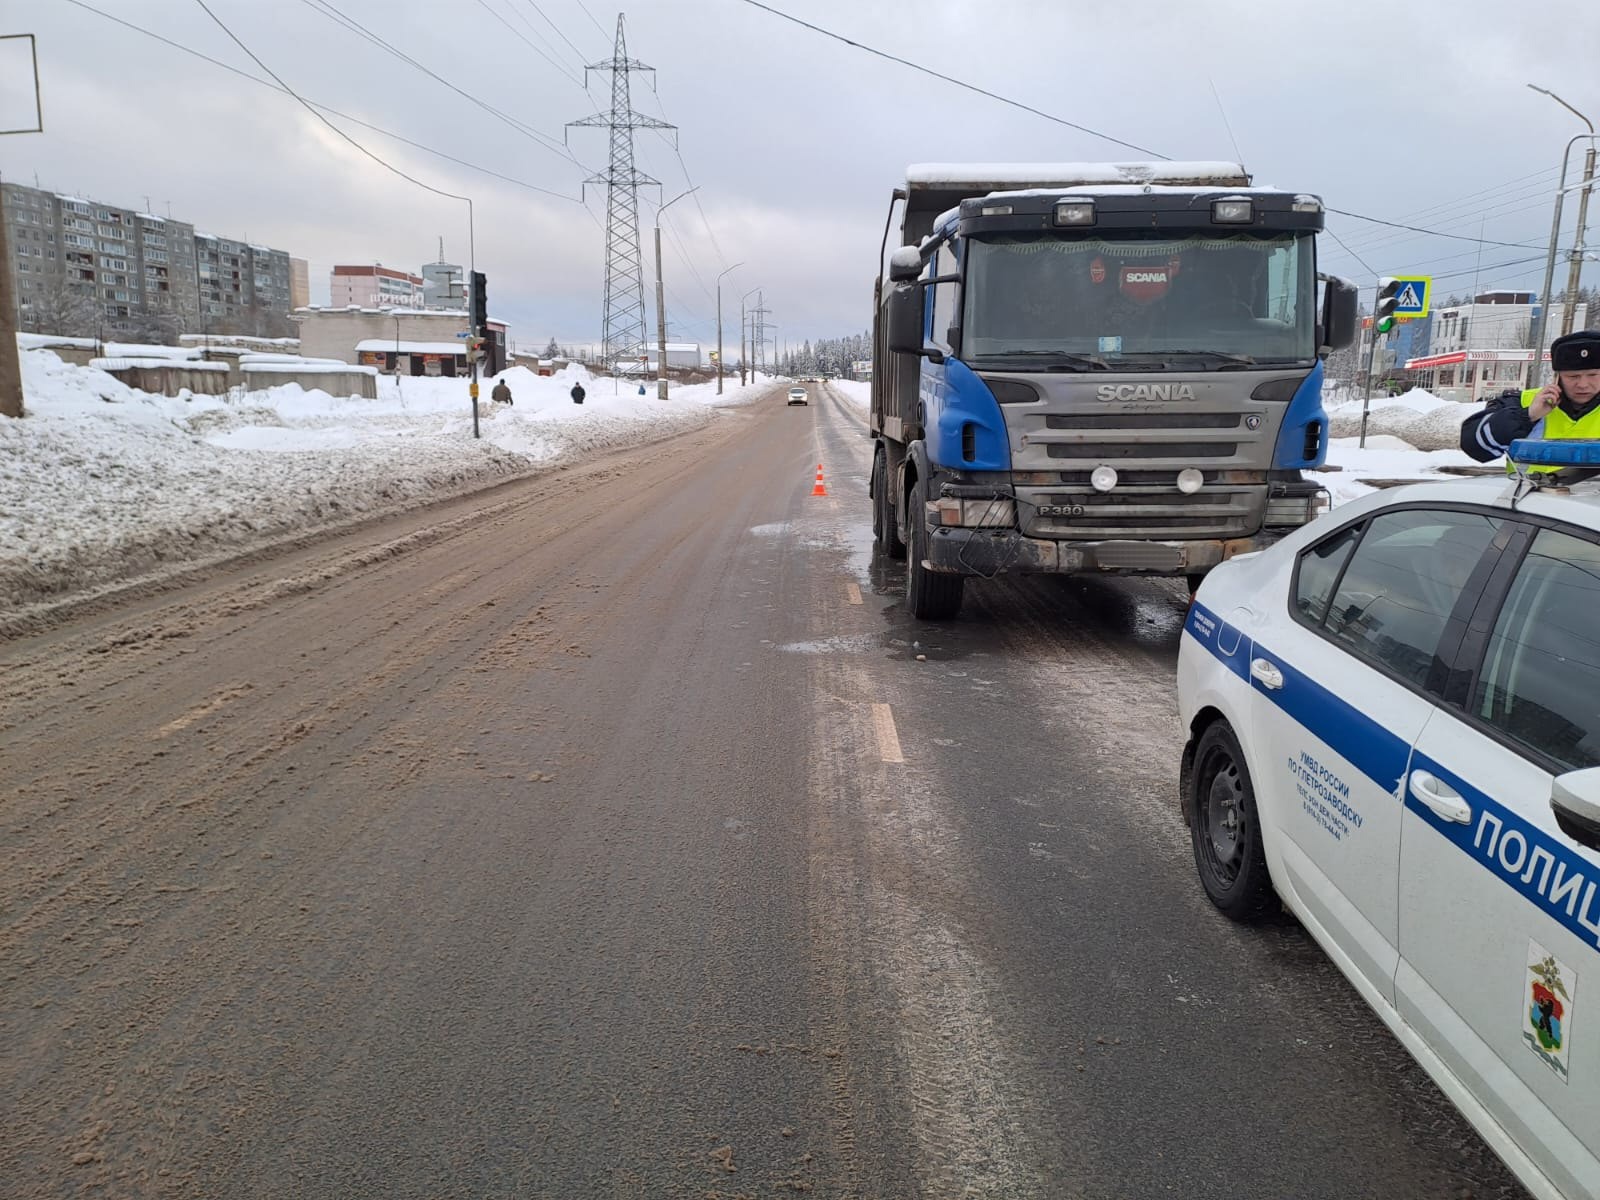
[1178,440,1600,1200]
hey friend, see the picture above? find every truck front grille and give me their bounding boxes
[1017,484,1265,539]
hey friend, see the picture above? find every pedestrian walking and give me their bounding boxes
[492,379,513,406]
[571,381,586,405]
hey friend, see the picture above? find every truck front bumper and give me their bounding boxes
[923,524,1275,577]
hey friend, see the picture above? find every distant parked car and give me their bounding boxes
[787,387,808,406]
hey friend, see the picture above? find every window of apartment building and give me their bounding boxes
[145,250,167,263]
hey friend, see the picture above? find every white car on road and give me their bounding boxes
[1178,440,1600,1200]
[787,386,809,406]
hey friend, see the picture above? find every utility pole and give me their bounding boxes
[740,286,758,387]
[715,262,743,395]
[1563,139,1596,338]
[652,187,696,400]
[0,194,21,418]
[0,33,43,420]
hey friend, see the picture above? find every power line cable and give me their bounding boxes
[301,0,581,160]
[736,1,1562,257]
[517,0,593,60]
[1326,208,1543,250]
[64,0,585,201]
[735,0,1169,159]
[193,0,475,210]
[471,0,587,86]
[570,0,610,39]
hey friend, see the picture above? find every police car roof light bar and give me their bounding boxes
[1508,439,1600,468]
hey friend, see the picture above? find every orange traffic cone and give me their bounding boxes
[811,463,828,497]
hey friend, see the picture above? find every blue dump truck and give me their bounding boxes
[869,162,1360,618]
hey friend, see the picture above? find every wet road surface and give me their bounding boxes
[0,382,1526,1198]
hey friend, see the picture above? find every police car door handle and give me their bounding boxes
[1249,658,1283,690]
[1408,771,1473,824]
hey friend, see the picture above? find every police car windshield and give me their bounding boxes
[961,231,1316,369]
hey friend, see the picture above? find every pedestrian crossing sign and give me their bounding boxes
[1391,275,1431,317]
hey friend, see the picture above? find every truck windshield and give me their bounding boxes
[961,231,1315,369]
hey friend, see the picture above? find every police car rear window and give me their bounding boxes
[1473,527,1600,771]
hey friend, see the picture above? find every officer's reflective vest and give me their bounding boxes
[1506,387,1600,474]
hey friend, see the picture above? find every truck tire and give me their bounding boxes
[906,476,963,620]
[1188,720,1276,923]
[873,451,906,559]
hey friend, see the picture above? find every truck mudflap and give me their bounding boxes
[923,524,1271,577]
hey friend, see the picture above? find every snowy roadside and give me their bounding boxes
[1309,386,1490,505]
[1,347,774,622]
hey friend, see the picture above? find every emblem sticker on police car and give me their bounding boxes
[1524,940,1575,1083]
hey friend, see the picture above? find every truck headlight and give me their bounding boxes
[933,498,1016,527]
[1053,200,1096,226]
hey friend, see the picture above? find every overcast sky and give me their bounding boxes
[2,0,1597,352]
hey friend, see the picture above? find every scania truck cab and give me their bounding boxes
[869,162,1360,618]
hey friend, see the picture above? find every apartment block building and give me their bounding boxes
[2,179,295,338]
[330,263,425,308]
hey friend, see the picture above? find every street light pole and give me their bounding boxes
[653,187,698,400]
[715,262,744,395]
[740,287,759,388]
[1528,86,1598,364]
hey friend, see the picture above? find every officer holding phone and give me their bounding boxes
[1462,329,1600,462]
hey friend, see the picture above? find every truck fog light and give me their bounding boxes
[1091,465,1118,492]
[1176,468,1204,495]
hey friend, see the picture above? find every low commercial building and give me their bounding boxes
[292,305,506,376]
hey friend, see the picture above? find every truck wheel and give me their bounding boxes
[873,452,906,559]
[1189,721,1275,923]
[905,476,963,620]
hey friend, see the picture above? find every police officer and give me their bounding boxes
[1462,329,1600,463]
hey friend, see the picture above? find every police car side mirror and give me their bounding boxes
[1551,767,1600,851]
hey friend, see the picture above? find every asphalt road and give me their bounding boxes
[0,382,1527,1199]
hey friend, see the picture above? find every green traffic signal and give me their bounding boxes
[1376,315,1397,334]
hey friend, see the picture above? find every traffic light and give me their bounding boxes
[469,271,488,334]
[1374,277,1401,335]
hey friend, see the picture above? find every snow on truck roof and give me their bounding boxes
[904,162,1250,189]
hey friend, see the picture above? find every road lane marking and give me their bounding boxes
[871,702,905,764]
[155,684,253,738]
[845,582,863,606]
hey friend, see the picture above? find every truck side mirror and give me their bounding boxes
[1552,766,1600,851]
[887,282,926,355]
[1320,276,1359,356]
[888,247,924,283]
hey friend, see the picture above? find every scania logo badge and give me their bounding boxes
[1245,414,1263,430]
[1095,383,1196,402]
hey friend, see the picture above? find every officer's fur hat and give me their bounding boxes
[1552,329,1600,372]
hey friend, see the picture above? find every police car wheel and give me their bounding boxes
[1189,721,1275,923]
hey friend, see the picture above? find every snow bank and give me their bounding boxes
[1,350,780,620]
[1310,437,1488,506]
[830,380,871,409]
[1324,387,1482,451]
